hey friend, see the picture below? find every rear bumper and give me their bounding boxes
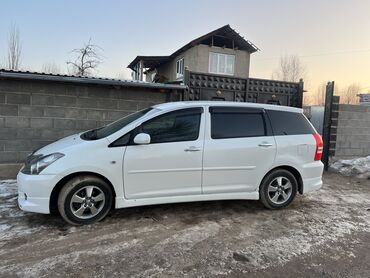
[301,161,324,194]
[302,176,323,193]
[17,171,59,214]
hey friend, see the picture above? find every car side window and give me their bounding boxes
[210,107,266,139]
[109,132,131,147]
[140,108,202,144]
[266,110,315,135]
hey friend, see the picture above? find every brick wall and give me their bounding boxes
[335,104,370,158]
[0,79,179,178]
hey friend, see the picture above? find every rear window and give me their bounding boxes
[210,107,266,139]
[267,110,315,135]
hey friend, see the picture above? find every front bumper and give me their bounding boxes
[17,171,59,214]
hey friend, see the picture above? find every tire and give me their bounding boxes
[57,175,113,225]
[259,169,298,209]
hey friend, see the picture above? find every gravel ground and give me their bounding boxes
[0,172,369,278]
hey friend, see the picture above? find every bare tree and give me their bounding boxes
[340,83,360,104]
[7,24,22,70]
[272,55,306,82]
[314,82,327,106]
[66,39,103,76]
[42,62,61,74]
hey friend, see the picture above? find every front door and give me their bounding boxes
[202,106,276,194]
[123,108,205,199]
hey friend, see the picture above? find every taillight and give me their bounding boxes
[313,133,323,161]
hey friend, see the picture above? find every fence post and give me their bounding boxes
[183,68,190,101]
[297,78,304,108]
[322,81,335,171]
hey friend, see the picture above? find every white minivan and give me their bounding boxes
[17,101,324,225]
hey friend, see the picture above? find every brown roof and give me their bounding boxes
[127,25,259,70]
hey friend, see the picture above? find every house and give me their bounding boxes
[127,25,259,83]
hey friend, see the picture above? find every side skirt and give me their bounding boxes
[115,192,259,209]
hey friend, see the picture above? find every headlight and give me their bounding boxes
[27,153,64,175]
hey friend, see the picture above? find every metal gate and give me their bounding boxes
[184,70,304,108]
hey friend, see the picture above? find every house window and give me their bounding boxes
[176,58,184,79]
[209,52,235,75]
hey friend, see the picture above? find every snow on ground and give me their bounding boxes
[0,179,48,242]
[330,156,370,178]
[0,174,370,277]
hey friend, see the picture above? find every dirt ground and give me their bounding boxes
[0,172,369,278]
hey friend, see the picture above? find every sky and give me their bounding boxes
[1,0,370,96]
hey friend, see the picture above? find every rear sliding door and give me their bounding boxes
[202,107,276,194]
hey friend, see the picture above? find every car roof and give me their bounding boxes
[152,101,303,113]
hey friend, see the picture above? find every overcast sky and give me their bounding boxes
[1,0,370,94]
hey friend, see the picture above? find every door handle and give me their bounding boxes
[258,142,273,148]
[184,146,201,152]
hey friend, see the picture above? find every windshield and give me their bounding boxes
[81,107,154,140]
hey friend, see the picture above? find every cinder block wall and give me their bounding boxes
[0,79,174,178]
[335,104,370,158]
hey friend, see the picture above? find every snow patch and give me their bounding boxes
[330,156,370,178]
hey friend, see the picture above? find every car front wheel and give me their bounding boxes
[57,175,113,225]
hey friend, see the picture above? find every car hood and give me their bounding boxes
[34,133,84,156]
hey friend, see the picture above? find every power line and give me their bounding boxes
[254,48,370,61]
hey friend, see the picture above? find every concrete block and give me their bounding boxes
[65,108,87,119]
[341,104,369,112]
[337,141,350,148]
[0,93,5,103]
[54,118,76,129]
[0,151,19,163]
[6,93,31,105]
[5,117,30,128]
[44,107,66,118]
[87,110,107,120]
[0,163,23,179]
[0,128,17,140]
[87,88,114,98]
[0,104,18,116]
[344,148,362,156]
[97,99,118,110]
[75,120,97,130]
[350,141,360,149]
[118,100,137,111]
[39,129,64,140]
[32,94,54,106]
[17,129,37,139]
[53,95,77,107]
[30,118,53,129]
[4,140,34,152]
[77,98,98,108]
[18,105,44,117]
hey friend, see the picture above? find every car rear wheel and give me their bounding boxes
[259,169,298,209]
[57,175,113,225]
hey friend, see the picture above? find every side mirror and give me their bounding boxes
[133,133,151,145]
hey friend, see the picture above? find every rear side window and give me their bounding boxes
[210,107,266,139]
[267,110,315,136]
